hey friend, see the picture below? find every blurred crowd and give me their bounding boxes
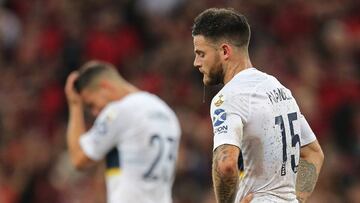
[0,0,359,202]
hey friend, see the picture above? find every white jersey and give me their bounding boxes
[80,92,181,203]
[210,68,316,203]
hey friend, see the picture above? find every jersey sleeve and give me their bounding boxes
[299,114,317,147]
[79,106,121,161]
[211,93,248,151]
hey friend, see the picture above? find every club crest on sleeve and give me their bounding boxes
[214,94,225,107]
[106,111,116,121]
[95,120,108,136]
[213,108,226,127]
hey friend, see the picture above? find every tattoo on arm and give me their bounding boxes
[212,145,239,203]
[296,158,318,203]
[296,159,317,193]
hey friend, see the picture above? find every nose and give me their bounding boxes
[193,56,201,69]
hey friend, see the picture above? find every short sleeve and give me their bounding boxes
[79,107,121,161]
[299,114,317,147]
[211,93,246,151]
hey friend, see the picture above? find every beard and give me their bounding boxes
[203,62,224,86]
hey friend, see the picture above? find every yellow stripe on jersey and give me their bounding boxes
[239,171,245,179]
[106,168,121,177]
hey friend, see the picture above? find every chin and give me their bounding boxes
[203,68,223,85]
[203,76,210,86]
[203,76,219,86]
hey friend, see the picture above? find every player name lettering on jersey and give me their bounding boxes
[266,88,292,104]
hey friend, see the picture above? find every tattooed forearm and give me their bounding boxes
[213,167,238,203]
[296,158,319,203]
[296,159,317,193]
[212,145,239,203]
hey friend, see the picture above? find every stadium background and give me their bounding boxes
[0,0,359,202]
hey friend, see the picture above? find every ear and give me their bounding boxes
[220,43,232,60]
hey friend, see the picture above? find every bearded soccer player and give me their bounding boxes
[192,8,324,203]
[65,61,181,203]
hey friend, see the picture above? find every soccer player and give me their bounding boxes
[65,61,181,203]
[192,8,324,203]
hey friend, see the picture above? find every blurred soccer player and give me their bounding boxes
[192,8,324,203]
[65,61,181,203]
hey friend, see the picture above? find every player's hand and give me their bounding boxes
[240,193,253,203]
[65,71,82,106]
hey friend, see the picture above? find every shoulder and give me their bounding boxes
[106,91,154,111]
[210,68,271,121]
[123,91,166,107]
[233,68,270,90]
[96,93,145,122]
[108,91,174,118]
[211,68,268,104]
[95,104,120,127]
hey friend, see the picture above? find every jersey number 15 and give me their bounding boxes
[275,112,301,176]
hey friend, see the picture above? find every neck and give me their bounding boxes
[113,82,140,100]
[223,56,252,84]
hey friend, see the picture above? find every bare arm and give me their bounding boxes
[65,72,95,170]
[212,144,240,203]
[296,140,324,203]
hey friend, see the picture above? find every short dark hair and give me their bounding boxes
[74,61,116,93]
[192,8,251,48]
